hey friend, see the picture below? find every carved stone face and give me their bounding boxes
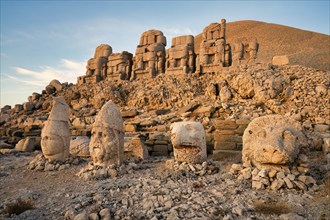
[170,122,207,164]
[41,133,69,160]
[40,97,70,162]
[253,127,297,165]
[243,115,306,170]
[90,125,124,167]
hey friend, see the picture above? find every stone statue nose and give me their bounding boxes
[261,145,280,155]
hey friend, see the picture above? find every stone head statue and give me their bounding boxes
[170,122,207,164]
[90,100,124,167]
[242,115,307,170]
[41,96,70,161]
[94,44,112,59]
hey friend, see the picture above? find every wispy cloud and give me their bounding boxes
[8,59,85,87]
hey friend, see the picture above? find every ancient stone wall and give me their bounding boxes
[213,119,250,161]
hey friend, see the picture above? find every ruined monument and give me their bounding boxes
[242,115,308,170]
[78,44,112,84]
[89,100,124,167]
[131,30,166,80]
[41,96,70,161]
[231,39,259,66]
[107,51,133,81]
[170,122,207,163]
[166,35,195,74]
[197,19,231,73]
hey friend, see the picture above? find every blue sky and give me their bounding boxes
[1,0,329,107]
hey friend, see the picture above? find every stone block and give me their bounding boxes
[125,124,137,132]
[272,55,289,66]
[235,119,251,125]
[151,151,168,157]
[214,142,237,150]
[177,102,200,114]
[153,144,168,152]
[213,134,242,143]
[121,109,139,118]
[213,150,242,161]
[154,140,169,145]
[216,123,239,130]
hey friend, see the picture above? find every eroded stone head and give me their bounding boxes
[41,96,70,161]
[170,122,207,164]
[90,100,124,167]
[242,115,307,170]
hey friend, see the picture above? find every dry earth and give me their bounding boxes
[0,151,329,220]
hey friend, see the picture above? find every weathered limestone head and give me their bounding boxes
[170,122,207,164]
[242,115,308,170]
[90,100,124,167]
[94,44,113,59]
[41,97,70,161]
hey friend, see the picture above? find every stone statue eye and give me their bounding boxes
[257,129,266,138]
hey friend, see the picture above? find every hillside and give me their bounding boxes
[194,20,330,71]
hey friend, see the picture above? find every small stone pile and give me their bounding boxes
[28,153,85,171]
[230,152,317,191]
[76,161,127,181]
[165,159,219,176]
[65,208,111,220]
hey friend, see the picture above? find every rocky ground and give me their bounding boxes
[0,150,329,220]
[0,63,329,219]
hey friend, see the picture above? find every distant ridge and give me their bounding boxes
[195,20,330,71]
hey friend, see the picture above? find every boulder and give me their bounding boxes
[45,85,56,94]
[15,137,36,152]
[272,55,289,66]
[70,136,90,157]
[124,137,149,160]
[49,79,63,91]
[23,102,34,111]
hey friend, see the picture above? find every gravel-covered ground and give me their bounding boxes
[0,151,329,220]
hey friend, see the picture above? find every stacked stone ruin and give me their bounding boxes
[77,18,259,84]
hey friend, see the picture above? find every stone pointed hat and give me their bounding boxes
[94,100,124,131]
[48,96,69,122]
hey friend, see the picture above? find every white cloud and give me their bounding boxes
[8,59,85,87]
